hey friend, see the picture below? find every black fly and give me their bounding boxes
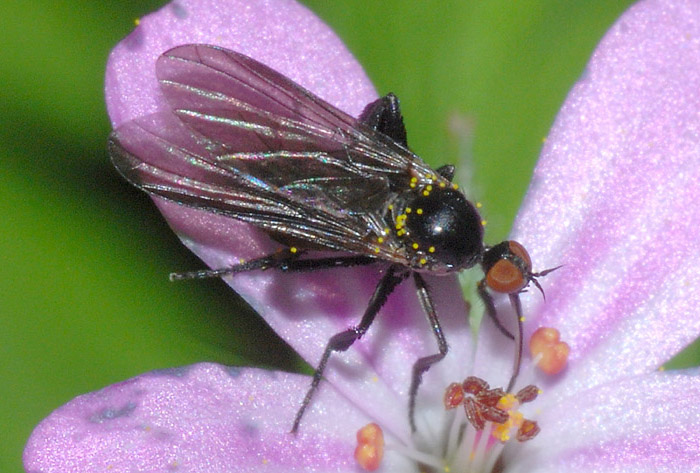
[109,44,550,433]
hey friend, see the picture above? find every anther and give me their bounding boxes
[529,327,569,375]
[355,423,384,471]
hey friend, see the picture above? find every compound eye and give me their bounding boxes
[485,241,532,294]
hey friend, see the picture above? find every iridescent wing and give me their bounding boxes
[109,44,447,260]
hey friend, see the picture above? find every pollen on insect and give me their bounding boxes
[388,204,394,210]
[374,247,380,254]
[290,247,298,254]
[481,219,487,226]
[476,202,482,208]
[412,243,419,250]
[134,17,141,25]
[377,237,384,243]
[452,183,459,189]
[416,208,423,215]
[428,246,435,253]
[419,258,427,265]
[439,182,446,188]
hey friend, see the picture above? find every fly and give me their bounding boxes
[108,44,554,433]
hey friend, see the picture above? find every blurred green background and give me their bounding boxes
[8,0,695,471]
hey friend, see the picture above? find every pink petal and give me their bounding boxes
[24,364,371,472]
[105,0,474,438]
[507,0,700,395]
[524,370,700,472]
[105,0,377,126]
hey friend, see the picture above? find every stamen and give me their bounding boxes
[438,374,540,472]
[444,382,465,409]
[516,419,540,441]
[355,423,384,471]
[529,327,570,375]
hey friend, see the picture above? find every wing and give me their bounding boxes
[109,44,446,260]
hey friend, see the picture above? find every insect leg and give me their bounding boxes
[280,255,378,272]
[169,248,304,281]
[477,278,515,340]
[477,279,524,392]
[435,164,455,181]
[408,272,448,432]
[358,93,408,147]
[506,293,524,392]
[291,263,409,433]
[170,252,377,281]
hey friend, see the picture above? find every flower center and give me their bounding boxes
[354,377,541,473]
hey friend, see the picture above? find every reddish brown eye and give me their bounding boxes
[486,259,526,293]
[507,240,532,271]
[484,240,533,294]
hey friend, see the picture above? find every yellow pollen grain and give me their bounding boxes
[520,316,526,322]
[420,258,427,265]
[411,177,418,183]
[498,394,517,409]
[426,185,433,191]
[377,237,384,243]
[439,182,446,188]
[481,219,487,226]
[476,202,482,208]
[452,183,459,189]
[290,247,298,254]
[406,207,412,213]
[134,17,141,25]
[412,243,419,250]
[410,182,416,188]
[423,191,430,196]
[416,208,423,215]
[388,204,394,210]
[428,246,435,253]
[374,247,380,253]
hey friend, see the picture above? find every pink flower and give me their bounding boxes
[24,0,700,472]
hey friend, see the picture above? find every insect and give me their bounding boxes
[109,44,552,433]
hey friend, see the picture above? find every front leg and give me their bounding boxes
[408,272,449,432]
